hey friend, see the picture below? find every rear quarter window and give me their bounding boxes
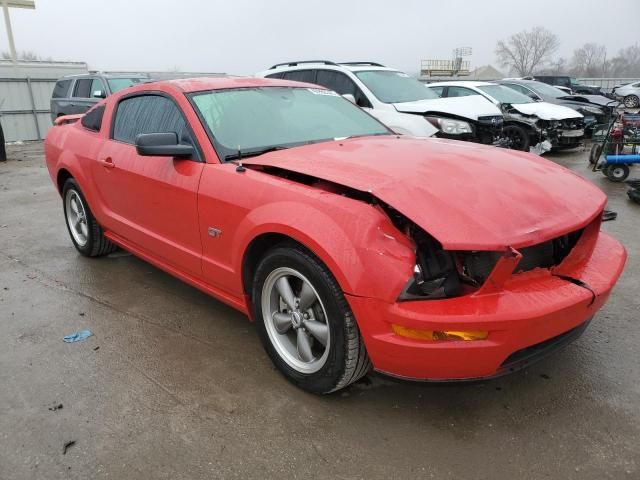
[52,79,72,98]
[81,105,105,132]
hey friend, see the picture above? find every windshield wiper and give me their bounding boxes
[224,145,289,162]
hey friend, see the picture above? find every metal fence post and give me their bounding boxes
[25,76,42,140]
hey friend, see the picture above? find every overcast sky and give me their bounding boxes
[6,0,640,75]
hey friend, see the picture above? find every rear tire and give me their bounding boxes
[604,164,630,182]
[62,178,117,257]
[503,124,531,151]
[252,244,370,394]
[623,95,639,108]
[589,144,602,165]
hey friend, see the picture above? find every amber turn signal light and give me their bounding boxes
[391,324,488,341]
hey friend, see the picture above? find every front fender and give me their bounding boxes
[232,200,415,303]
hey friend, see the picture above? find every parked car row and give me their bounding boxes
[257,61,505,146]
[50,62,629,155]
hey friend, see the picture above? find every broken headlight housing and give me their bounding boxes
[426,117,473,135]
[398,228,464,301]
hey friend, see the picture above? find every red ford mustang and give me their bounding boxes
[45,77,626,394]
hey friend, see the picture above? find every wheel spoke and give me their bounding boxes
[70,197,79,215]
[303,319,328,347]
[80,222,88,238]
[297,328,314,363]
[298,281,317,311]
[272,312,293,334]
[275,276,296,310]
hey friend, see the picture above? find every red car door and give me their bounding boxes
[91,94,204,276]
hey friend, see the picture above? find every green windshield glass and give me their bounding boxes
[107,78,144,93]
[191,87,390,158]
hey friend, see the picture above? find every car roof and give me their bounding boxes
[61,73,149,79]
[131,76,329,93]
[264,61,395,73]
[425,81,495,88]
[499,79,539,85]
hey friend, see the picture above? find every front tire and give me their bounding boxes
[503,124,531,151]
[252,245,370,394]
[604,164,630,182]
[62,178,117,257]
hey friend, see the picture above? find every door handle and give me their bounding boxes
[99,157,115,169]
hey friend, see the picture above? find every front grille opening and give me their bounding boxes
[461,228,584,285]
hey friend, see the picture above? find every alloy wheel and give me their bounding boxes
[65,189,89,247]
[261,267,330,374]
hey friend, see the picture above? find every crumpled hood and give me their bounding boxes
[557,94,619,107]
[392,96,501,121]
[509,102,583,120]
[245,136,605,250]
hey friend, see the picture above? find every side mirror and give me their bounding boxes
[342,93,356,104]
[135,132,194,158]
[92,90,107,99]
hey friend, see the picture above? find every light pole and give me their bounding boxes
[1,0,35,63]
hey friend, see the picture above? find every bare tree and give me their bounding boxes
[608,45,640,77]
[571,43,607,76]
[495,27,560,76]
[1,50,52,61]
[539,57,567,75]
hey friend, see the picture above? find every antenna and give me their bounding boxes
[235,145,246,173]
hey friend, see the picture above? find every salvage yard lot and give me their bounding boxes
[1,142,639,479]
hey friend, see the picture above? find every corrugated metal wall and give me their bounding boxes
[0,61,89,142]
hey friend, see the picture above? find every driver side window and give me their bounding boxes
[314,70,372,108]
[112,95,197,155]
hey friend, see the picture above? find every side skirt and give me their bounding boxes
[104,230,250,315]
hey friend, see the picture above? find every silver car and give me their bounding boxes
[612,81,640,108]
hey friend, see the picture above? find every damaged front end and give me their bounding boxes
[424,113,507,147]
[381,203,589,302]
[501,104,585,153]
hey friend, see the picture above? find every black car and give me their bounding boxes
[499,79,618,136]
[533,75,603,95]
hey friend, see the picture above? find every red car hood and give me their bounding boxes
[245,136,605,250]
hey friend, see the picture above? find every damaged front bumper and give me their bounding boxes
[346,229,626,381]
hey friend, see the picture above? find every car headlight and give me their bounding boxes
[426,117,473,135]
[581,105,603,115]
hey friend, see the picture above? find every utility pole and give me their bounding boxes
[0,1,35,161]
[1,0,35,63]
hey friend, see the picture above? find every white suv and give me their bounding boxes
[257,61,505,145]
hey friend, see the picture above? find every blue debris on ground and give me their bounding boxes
[63,330,93,343]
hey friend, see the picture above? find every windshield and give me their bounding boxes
[528,81,568,98]
[354,70,439,103]
[478,85,534,104]
[569,77,582,86]
[190,87,390,159]
[107,78,145,93]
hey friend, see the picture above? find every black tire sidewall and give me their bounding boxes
[503,125,531,151]
[605,164,630,182]
[252,246,350,394]
[624,95,639,108]
[62,179,97,256]
[589,144,602,165]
